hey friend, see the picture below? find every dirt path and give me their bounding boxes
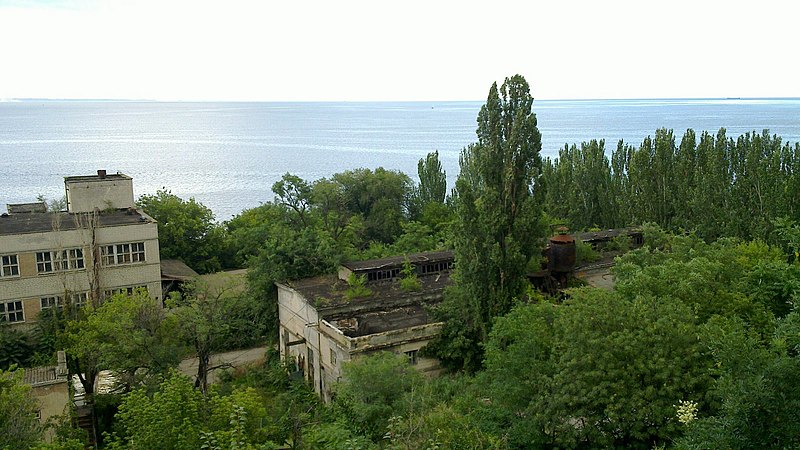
[178,346,268,384]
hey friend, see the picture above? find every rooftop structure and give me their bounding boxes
[277,250,453,400]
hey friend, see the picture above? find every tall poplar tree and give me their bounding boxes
[432,75,545,371]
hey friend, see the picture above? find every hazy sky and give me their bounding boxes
[1,0,797,101]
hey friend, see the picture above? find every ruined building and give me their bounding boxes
[277,251,453,400]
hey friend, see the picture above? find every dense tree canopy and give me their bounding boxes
[541,129,800,241]
[138,189,226,273]
[0,368,42,449]
[432,74,546,371]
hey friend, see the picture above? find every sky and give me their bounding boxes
[1,0,798,101]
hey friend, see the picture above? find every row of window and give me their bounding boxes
[419,261,453,275]
[40,292,88,310]
[0,242,146,279]
[361,261,454,282]
[1,286,149,324]
[366,268,401,282]
[36,249,85,273]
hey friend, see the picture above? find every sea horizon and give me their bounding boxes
[2,98,799,220]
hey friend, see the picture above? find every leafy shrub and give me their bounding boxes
[345,274,372,300]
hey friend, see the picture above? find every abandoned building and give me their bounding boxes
[23,351,70,442]
[0,171,163,327]
[277,251,453,400]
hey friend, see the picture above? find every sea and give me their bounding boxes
[1,99,799,220]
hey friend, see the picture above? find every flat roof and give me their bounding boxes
[0,208,155,236]
[341,250,454,271]
[282,270,451,312]
[64,173,131,183]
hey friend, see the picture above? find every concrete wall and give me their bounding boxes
[31,381,69,442]
[65,178,134,213]
[277,284,324,396]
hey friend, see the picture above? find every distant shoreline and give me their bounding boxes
[6,97,800,104]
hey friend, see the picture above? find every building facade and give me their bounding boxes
[277,251,453,401]
[0,171,162,327]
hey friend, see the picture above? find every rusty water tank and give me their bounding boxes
[548,228,576,273]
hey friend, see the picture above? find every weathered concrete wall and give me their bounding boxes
[31,381,69,442]
[0,220,161,326]
[66,177,134,213]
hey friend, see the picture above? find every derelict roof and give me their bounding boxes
[0,208,155,236]
[23,366,67,387]
[64,173,131,183]
[161,259,199,281]
[280,270,451,312]
[341,250,454,271]
[334,304,433,337]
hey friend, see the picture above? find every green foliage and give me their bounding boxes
[107,370,284,449]
[433,74,546,371]
[613,232,797,333]
[334,352,424,441]
[345,273,372,300]
[541,140,620,228]
[331,167,412,243]
[0,368,42,449]
[62,291,185,397]
[574,239,600,265]
[478,289,712,448]
[0,326,34,370]
[541,128,800,241]
[246,225,342,339]
[399,258,422,292]
[138,189,226,273]
[410,150,448,220]
[677,314,800,449]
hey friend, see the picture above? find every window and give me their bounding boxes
[70,292,88,308]
[330,348,337,365]
[0,300,24,323]
[41,292,88,310]
[36,248,84,273]
[366,268,401,282]
[420,261,453,275]
[405,350,418,365]
[1,254,19,278]
[101,242,145,265]
[103,285,147,299]
[40,296,62,310]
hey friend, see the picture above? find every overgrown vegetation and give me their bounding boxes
[5,74,800,448]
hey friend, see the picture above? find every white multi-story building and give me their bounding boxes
[0,171,162,327]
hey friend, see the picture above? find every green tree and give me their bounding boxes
[107,371,273,449]
[0,368,42,449]
[331,168,411,244]
[432,74,546,371]
[60,290,184,445]
[171,278,247,395]
[409,151,447,220]
[138,189,226,273]
[479,289,712,448]
[678,314,800,449]
[334,352,423,441]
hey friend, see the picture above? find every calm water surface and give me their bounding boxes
[1,99,798,220]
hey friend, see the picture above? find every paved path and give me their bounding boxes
[178,346,268,385]
[574,260,616,290]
